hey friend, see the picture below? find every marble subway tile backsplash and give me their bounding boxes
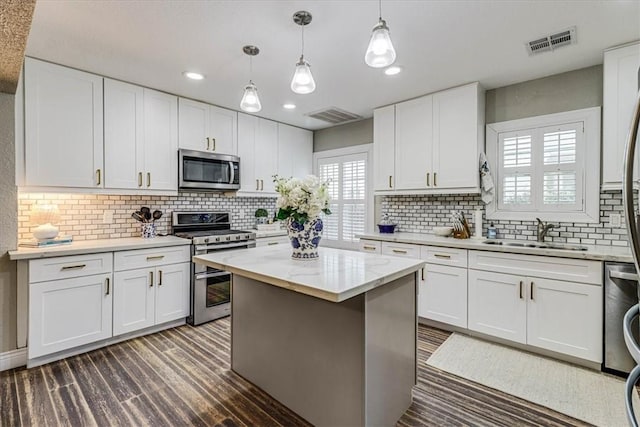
[18,193,277,242]
[380,190,631,247]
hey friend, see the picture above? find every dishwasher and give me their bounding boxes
[605,262,640,375]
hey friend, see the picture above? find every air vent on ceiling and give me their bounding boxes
[526,26,576,56]
[306,107,362,124]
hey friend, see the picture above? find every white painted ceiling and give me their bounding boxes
[26,0,640,130]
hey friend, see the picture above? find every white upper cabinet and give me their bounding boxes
[143,89,178,191]
[237,113,278,195]
[373,105,396,191]
[104,80,177,191]
[602,41,640,189]
[24,58,104,188]
[277,123,313,179]
[373,82,484,194]
[178,98,237,155]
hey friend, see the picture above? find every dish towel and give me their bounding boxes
[479,152,494,204]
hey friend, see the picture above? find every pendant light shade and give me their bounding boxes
[240,81,261,113]
[291,11,316,95]
[240,45,262,113]
[291,56,316,94]
[365,18,396,68]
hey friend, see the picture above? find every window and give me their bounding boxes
[315,145,373,249]
[486,107,600,223]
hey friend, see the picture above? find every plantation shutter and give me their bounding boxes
[318,160,339,241]
[498,130,533,210]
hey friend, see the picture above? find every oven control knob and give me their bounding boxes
[215,237,220,242]
[226,236,231,241]
[235,235,241,240]
[204,238,209,243]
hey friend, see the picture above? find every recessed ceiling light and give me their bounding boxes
[384,66,402,76]
[183,71,205,80]
[283,103,297,110]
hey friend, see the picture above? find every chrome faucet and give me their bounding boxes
[536,218,556,242]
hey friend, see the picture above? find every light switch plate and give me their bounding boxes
[610,213,621,228]
[102,210,114,224]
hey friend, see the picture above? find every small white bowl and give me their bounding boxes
[433,226,453,237]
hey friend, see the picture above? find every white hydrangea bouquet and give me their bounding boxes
[273,175,331,223]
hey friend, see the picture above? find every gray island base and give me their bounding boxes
[193,245,424,426]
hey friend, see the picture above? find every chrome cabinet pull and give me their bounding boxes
[363,245,377,250]
[96,169,101,186]
[138,172,143,187]
[530,281,535,300]
[267,242,279,246]
[392,249,408,254]
[147,172,151,187]
[146,255,165,261]
[426,172,430,187]
[105,277,110,295]
[433,254,451,259]
[159,270,163,286]
[150,271,154,287]
[61,264,86,271]
[434,172,437,187]
[519,281,523,299]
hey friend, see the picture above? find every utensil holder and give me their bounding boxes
[141,223,157,238]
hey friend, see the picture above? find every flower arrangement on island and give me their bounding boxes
[273,175,331,223]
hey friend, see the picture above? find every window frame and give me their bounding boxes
[313,144,374,250]
[486,107,601,223]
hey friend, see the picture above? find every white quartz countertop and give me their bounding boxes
[193,245,424,302]
[8,236,191,260]
[357,231,634,263]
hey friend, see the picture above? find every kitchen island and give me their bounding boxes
[193,245,425,427]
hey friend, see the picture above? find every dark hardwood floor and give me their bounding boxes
[1,319,590,426]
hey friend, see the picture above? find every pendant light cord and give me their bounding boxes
[301,24,305,58]
[378,0,382,20]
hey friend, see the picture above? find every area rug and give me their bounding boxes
[426,333,640,427]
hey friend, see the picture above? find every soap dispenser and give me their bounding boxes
[487,222,497,239]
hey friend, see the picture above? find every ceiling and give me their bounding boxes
[25,1,640,130]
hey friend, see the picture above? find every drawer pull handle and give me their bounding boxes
[530,281,535,301]
[146,255,165,261]
[267,242,279,246]
[363,245,377,250]
[147,172,151,188]
[159,270,163,286]
[138,172,143,187]
[519,281,523,299]
[392,249,408,254]
[434,172,437,187]
[105,277,110,295]
[61,264,86,270]
[433,254,451,259]
[150,271,154,287]
[426,172,430,187]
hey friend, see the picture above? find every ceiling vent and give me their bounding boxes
[306,107,362,124]
[526,26,576,56]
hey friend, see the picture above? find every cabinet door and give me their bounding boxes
[278,123,313,179]
[24,58,104,188]
[29,273,112,359]
[143,89,178,190]
[209,105,238,155]
[104,79,144,189]
[432,83,480,190]
[238,113,258,191]
[602,42,640,188]
[526,278,602,362]
[358,239,382,254]
[373,105,396,191]
[421,264,468,328]
[255,118,279,193]
[394,96,432,190]
[155,263,190,324]
[113,269,155,335]
[178,98,210,151]
[468,270,526,343]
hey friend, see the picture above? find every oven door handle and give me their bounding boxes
[195,271,230,280]
[194,241,255,252]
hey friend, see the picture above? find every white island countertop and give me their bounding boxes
[193,245,425,302]
[8,236,191,260]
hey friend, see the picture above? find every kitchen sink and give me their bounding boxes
[481,240,587,251]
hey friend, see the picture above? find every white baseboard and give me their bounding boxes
[0,348,27,371]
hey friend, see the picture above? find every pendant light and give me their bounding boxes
[240,45,262,113]
[365,0,396,68]
[291,11,316,95]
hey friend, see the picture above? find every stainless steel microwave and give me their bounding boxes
[178,149,240,191]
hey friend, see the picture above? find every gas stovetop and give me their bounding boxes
[171,211,255,245]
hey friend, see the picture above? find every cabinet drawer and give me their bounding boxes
[359,239,382,254]
[468,250,602,285]
[114,246,191,271]
[421,246,468,267]
[29,252,113,283]
[256,236,289,247]
[382,242,420,258]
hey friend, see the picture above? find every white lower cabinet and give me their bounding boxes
[468,251,603,363]
[358,239,382,254]
[29,273,113,359]
[113,268,155,335]
[421,263,468,328]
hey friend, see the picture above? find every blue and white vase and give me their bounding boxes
[141,223,157,238]
[286,217,323,260]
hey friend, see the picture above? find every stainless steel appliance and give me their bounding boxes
[622,89,640,425]
[172,211,255,325]
[178,149,240,191]
[604,262,639,374]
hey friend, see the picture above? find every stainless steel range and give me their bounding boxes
[172,211,255,325]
